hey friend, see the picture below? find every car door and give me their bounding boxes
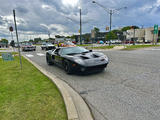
[54,48,62,65]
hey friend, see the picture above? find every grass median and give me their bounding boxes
[0,56,67,120]
[89,45,115,49]
[123,44,160,50]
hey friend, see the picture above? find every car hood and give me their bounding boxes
[63,52,108,66]
[71,52,104,59]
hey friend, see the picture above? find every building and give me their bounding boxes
[126,27,160,43]
[75,31,108,44]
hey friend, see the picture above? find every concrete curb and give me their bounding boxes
[23,55,94,120]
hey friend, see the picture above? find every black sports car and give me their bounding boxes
[46,46,109,74]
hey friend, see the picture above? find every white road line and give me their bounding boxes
[37,53,45,56]
[144,49,160,51]
[151,49,160,51]
[25,54,34,58]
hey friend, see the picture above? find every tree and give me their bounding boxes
[121,26,132,31]
[94,27,100,33]
[1,38,8,44]
[29,39,34,42]
[121,26,139,31]
[66,36,71,38]
[131,26,139,29]
[34,38,41,43]
[106,31,117,41]
[55,35,64,38]
[71,35,76,39]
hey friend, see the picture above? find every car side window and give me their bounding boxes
[54,49,60,55]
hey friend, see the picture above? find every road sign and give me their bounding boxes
[154,24,158,34]
[2,53,14,61]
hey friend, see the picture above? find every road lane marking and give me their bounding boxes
[25,54,34,58]
[37,53,45,56]
[151,49,160,51]
[144,49,160,51]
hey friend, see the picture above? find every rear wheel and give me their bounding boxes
[64,62,72,74]
[46,55,54,65]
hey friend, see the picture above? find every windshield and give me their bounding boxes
[46,43,53,45]
[61,47,89,55]
[22,43,32,46]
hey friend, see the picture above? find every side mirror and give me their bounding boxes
[89,50,92,52]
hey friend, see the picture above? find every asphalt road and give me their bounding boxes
[22,46,160,120]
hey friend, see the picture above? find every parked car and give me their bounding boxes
[21,43,36,51]
[106,40,122,44]
[72,41,76,44]
[46,46,109,74]
[97,40,104,44]
[41,42,56,50]
[124,40,134,44]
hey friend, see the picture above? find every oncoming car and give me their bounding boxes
[21,43,36,51]
[41,42,56,50]
[46,46,109,74]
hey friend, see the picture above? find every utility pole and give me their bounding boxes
[92,1,127,46]
[13,9,22,70]
[80,8,82,45]
[109,10,112,45]
[109,10,112,32]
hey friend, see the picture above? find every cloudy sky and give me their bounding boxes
[0,0,160,41]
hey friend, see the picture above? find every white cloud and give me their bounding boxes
[42,4,52,10]
[49,24,68,32]
[0,0,160,41]
[62,0,79,8]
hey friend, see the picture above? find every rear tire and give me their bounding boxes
[64,62,72,74]
[46,55,54,65]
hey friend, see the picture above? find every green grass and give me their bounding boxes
[89,45,115,49]
[0,49,7,50]
[0,57,67,120]
[123,45,160,50]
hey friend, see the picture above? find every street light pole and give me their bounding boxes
[80,8,82,45]
[109,10,112,32]
[109,10,112,45]
[92,1,127,46]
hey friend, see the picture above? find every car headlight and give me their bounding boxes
[74,59,85,65]
[101,55,109,61]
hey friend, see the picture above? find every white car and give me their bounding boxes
[41,43,56,50]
